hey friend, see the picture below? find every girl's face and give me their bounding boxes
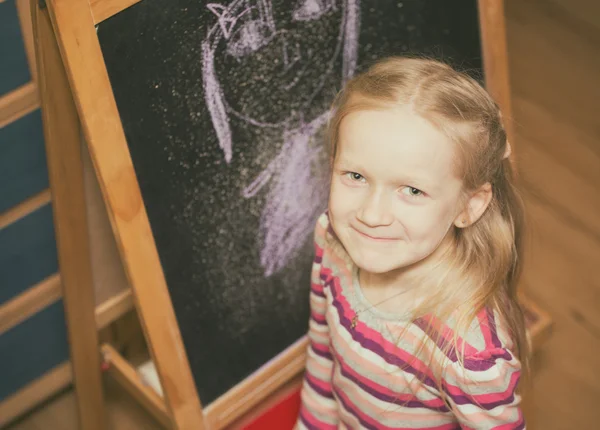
[329,107,465,276]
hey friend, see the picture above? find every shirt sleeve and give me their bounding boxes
[443,347,525,430]
[295,215,339,430]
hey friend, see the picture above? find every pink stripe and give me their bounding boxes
[335,387,399,430]
[444,369,520,405]
[325,271,437,383]
[306,352,332,376]
[311,310,326,324]
[306,372,332,392]
[416,314,479,358]
[477,309,496,350]
[330,324,430,397]
[332,344,448,410]
[335,387,459,430]
[311,283,325,296]
[299,406,337,430]
[315,241,324,257]
[311,340,330,355]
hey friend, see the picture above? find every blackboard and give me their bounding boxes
[96,0,483,405]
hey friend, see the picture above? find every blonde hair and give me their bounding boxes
[328,57,529,388]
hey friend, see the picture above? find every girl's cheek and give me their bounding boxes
[331,186,360,213]
[331,188,350,209]
[328,182,344,209]
[397,207,429,230]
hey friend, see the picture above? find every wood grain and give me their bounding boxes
[0,0,40,129]
[505,0,600,428]
[478,0,515,146]
[16,0,37,82]
[89,0,141,24]
[0,189,51,230]
[519,294,553,352]
[0,273,61,336]
[95,289,134,330]
[0,362,72,429]
[32,2,107,429]
[43,0,205,427]
[82,141,131,306]
[5,374,164,430]
[101,344,171,428]
[0,82,39,128]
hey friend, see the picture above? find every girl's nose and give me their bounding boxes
[356,190,394,227]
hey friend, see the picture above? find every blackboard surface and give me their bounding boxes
[97,0,482,405]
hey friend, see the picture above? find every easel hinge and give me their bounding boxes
[39,0,46,9]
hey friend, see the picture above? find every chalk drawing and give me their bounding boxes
[203,0,360,276]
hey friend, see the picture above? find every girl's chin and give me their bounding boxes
[351,254,409,275]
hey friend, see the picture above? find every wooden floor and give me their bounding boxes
[5,378,161,430]
[5,0,600,429]
[506,0,600,429]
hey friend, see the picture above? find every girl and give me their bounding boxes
[296,57,528,429]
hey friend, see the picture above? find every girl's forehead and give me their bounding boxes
[339,109,456,161]
[336,109,461,185]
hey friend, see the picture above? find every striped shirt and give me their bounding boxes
[295,213,524,430]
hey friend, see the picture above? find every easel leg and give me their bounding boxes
[32,1,107,429]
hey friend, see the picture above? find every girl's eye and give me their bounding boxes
[346,172,366,182]
[401,187,423,197]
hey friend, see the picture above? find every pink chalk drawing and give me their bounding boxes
[203,0,360,276]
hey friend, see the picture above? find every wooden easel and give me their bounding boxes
[32,2,105,429]
[31,0,552,429]
[32,0,203,428]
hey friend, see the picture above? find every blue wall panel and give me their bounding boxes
[0,109,49,214]
[0,301,70,401]
[0,0,31,96]
[0,204,58,305]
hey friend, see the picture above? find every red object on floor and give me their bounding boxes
[243,388,302,430]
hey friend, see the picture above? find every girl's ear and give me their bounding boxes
[454,183,493,228]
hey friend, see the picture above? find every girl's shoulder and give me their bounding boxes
[437,307,523,429]
[442,305,516,358]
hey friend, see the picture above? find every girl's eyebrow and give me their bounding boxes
[390,169,435,188]
[334,158,364,171]
[403,177,438,192]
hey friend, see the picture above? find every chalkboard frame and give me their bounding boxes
[38,0,516,428]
